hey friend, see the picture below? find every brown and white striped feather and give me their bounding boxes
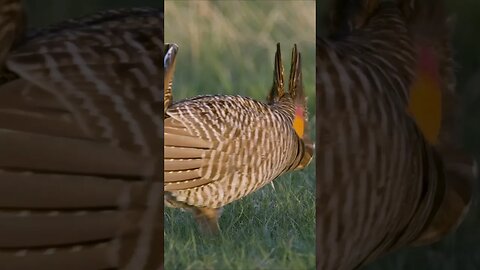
[7,10,163,154]
[0,8,163,270]
[317,4,446,269]
[164,95,303,209]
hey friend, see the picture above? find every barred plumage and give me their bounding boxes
[164,44,314,233]
[317,0,475,269]
[0,3,163,269]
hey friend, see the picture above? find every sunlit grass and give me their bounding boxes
[164,164,315,270]
[165,0,315,112]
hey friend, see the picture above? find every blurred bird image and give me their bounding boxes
[316,0,476,269]
[164,43,314,234]
[0,1,164,269]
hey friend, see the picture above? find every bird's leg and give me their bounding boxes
[193,207,222,235]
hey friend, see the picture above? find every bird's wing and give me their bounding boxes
[163,98,230,191]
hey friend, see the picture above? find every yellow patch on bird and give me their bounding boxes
[407,47,442,145]
[293,106,305,139]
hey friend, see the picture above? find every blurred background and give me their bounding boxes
[19,0,479,269]
[164,1,315,270]
[316,1,480,269]
[164,1,316,112]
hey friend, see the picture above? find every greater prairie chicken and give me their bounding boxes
[0,3,164,269]
[317,0,476,269]
[164,43,314,233]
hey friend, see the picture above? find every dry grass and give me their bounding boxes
[165,0,315,110]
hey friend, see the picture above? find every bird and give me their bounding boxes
[164,43,314,234]
[0,2,164,269]
[316,0,476,269]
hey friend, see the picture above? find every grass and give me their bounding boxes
[164,1,315,269]
[164,165,315,270]
[164,0,315,112]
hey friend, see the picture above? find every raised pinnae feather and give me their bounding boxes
[288,44,305,104]
[267,43,285,104]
